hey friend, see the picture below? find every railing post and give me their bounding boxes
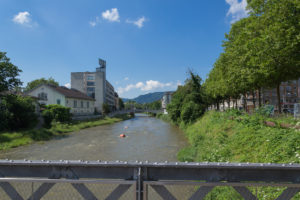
[135,167,144,200]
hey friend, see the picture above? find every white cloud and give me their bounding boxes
[126,16,146,28]
[64,83,71,88]
[124,77,129,81]
[102,8,120,22]
[12,11,34,27]
[89,16,100,27]
[225,0,248,23]
[117,80,177,95]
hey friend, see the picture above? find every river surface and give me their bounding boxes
[0,114,187,162]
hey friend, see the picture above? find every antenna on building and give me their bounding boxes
[99,59,106,68]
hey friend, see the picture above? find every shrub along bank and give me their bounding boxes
[0,114,131,151]
[175,110,300,199]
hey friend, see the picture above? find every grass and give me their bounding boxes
[0,114,132,151]
[176,110,300,200]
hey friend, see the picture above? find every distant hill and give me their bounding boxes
[122,91,173,104]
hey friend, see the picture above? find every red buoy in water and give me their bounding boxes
[119,134,126,138]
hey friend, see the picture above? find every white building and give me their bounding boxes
[71,59,117,113]
[162,92,173,114]
[26,84,95,115]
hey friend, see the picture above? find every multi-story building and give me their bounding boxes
[161,92,173,114]
[217,78,300,113]
[261,79,300,113]
[71,59,118,113]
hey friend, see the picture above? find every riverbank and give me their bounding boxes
[0,114,132,151]
[159,110,300,199]
[176,110,300,163]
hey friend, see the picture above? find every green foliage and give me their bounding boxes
[42,104,72,128]
[180,101,204,124]
[25,77,59,91]
[0,52,22,92]
[119,98,124,109]
[144,100,161,110]
[204,0,300,113]
[179,110,300,164]
[167,71,206,125]
[0,95,37,131]
[102,103,110,115]
[178,110,300,199]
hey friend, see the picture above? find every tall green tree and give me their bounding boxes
[25,77,59,91]
[167,71,206,125]
[0,52,22,92]
[247,0,300,112]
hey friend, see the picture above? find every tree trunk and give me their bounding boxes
[235,99,238,109]
[228,98,231,110]
[252,91,256,109]
[217,102,220,111]
[258,88,262,107]
[244,93,248,112]
[276,84,282,113]
[223,100,225,111]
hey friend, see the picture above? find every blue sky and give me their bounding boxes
[0,0,247,98]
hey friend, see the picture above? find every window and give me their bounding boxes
[87,81,95,86]
[81,101,83,108]
[88,92,95,98]
[87,75,94,80]
[57,99,61,105]
[74,100,77,108]
[66,100,68,104]
[87,87,95,92]
[38,92,47,100]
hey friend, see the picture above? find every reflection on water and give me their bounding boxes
[0,114,187,161]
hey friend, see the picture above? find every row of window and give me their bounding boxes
[72,100,90,108]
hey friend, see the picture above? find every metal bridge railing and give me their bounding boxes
[0,160,299,199]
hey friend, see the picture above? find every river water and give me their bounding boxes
[0,114,187,162]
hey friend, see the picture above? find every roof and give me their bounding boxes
[47,85,95,101]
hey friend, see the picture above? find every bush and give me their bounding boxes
[0,95,37,131]
[180,101,204,124]
[42,104,72,128]
[102,103,110,115]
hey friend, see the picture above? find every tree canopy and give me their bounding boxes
[25,77,59,91]
[203,0,300,113]
[0,52,22,92]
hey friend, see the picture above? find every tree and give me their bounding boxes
[25,77,59,91]
[119,98,125,110]
[0,52,22,92]
[247,0,300,112]
[0,95,37,131]
[167,71,206,125]
[102,103,110,115]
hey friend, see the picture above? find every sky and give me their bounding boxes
[0,0,248,98]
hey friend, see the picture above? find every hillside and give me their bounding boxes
[122,91,173,104]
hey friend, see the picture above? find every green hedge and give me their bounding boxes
[0,95,37,131]
[42,104,72,128]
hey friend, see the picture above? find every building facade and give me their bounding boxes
[210,78,300,113]
[26,84,95,115]
[161,92,173,114]
[71,59,118,113]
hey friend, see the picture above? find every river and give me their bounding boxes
[0,114,187,162]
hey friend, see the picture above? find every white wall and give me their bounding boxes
[27,85,66,106]
[66,98,95,115]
